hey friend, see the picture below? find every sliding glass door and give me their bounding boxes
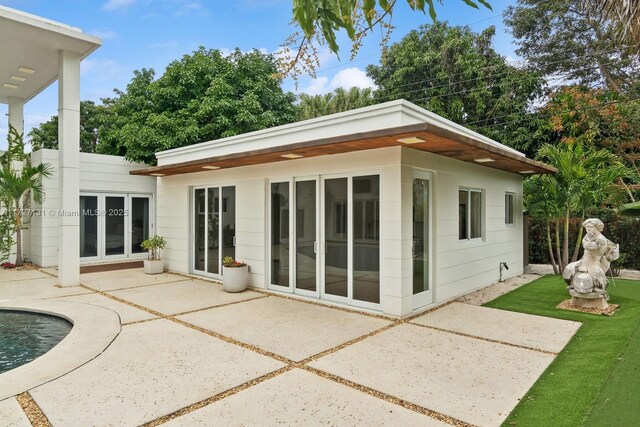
[269,178,319,296]
[295,180,317,294]
[268,174,380,309]
[193,185,236,278]
[79,193,152,261]
[321,174,380,308]
[323,177,349,300]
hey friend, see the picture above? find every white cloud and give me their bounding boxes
[89,30,118,40]
[299,67,376,95]
[103,0,137,12]
[329,67,376,90]
[146,40,179,49]
[302,76,330,96]
[173,1,205,16]
[81,58,123,80]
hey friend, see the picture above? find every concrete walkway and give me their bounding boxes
[0,268,581,427]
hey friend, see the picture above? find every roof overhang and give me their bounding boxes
[131,121,556,177]
[0,6,102,104]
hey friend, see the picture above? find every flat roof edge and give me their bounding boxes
[155,100,525,162]
[0,6,102,46]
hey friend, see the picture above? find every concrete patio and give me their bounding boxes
[0,268,581,427]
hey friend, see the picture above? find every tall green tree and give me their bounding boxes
[522,86,640,201]
[99,48,299,165]
[298,87,375,119]
[29,101,108,153]
[505,0,640,92]
[366,23,544,154]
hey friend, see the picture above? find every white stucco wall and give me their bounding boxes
[157,147,402,291]
[400,148,524,308]
[29,149,156,267]
[156,146,523,317]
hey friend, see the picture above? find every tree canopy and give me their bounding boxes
[522,86,640,200]
[282,0,492,78]
[505,0,640,92]
[97,48,298,164]
[366,22,544,154]
[29,101,106,153]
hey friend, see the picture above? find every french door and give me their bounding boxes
[268,174,380,310]
[412,170,433,309]
[193,186,236,278]
[269,178,319,296]
[79,193,152,261]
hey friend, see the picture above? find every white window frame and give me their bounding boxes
[458,187,484,241]
[505,192,516,226]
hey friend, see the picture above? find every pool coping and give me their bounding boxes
[0,299,121,401]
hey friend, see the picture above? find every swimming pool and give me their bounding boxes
[0,310,72,374]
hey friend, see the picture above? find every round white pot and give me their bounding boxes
[222,265,249,292]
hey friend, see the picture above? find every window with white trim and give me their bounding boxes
[459,188,483,240]
[505,192,515,225]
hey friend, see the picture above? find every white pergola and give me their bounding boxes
[0,6,101,285]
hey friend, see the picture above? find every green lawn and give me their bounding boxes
[484,275,640,427]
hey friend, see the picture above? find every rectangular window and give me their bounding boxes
[505,192,515,225]
[459,188,483,240]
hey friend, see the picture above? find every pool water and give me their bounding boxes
[0,310,72,374]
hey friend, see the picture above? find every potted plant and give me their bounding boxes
[222,256,248,292]
[141,235,167,275]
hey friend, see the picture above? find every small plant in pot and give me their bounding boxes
[141,235,167,275]
[222,256,248,293]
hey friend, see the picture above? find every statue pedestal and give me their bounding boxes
[569,290,609,310]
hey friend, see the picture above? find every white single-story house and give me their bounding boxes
[126,100,555,317]
[2,6,555,318]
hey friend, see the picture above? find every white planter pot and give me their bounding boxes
[222,265,249,292]
[144,259,164,275]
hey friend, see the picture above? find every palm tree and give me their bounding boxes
[582,0,640,51]
[0,164,52,266]
[299,87,375,120]
[527,142,629,272]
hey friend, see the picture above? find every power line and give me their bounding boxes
[469,96,640,133]
[374,47,631,98]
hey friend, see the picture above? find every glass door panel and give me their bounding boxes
[413,175,432,308]
[105,196,125,256]
[295,180,316,293]
[80,196,98,258]
[352,175,380,304]
[221,186,236,269]
[323,178,348,298]
[131,197,150,254]
[207,188,220,275]
[194,189,206,271]
[271,182,290,287]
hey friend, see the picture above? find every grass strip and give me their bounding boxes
[483,276,640,427]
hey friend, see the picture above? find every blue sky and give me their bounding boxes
[0,0,518,149]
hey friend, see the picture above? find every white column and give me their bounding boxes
[7,98,25,264]
[8,97,24,136]
[57,50,81,286]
